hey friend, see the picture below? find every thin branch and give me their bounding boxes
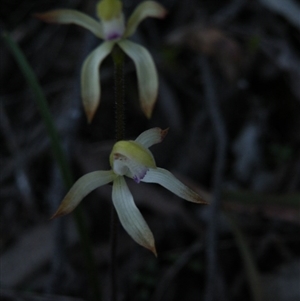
[200,56,228,301]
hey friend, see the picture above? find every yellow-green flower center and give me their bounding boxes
[110,141,156,180]
[97,0,123,21]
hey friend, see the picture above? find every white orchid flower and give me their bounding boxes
[35,0,167,122]
[51,128,207,255]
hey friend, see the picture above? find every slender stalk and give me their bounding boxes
[112,46,125,141]
[2,31,101,301]
[110,45,125,301]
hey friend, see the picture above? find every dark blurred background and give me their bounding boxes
[1,0,300,300]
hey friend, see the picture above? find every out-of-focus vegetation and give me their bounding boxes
[1,0,300,300]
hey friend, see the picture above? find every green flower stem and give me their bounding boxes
[2,31,101,301]
[112,45,125,141]
[110,45,125,301]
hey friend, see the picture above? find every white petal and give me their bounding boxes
[35,9,104,38]
[118,40,158,119]
[81,41,115,122]
[112,176,156,255]
[124,1,167,38]
[141,168,207,204]
[52,170,116,218]
[135,127,169,148]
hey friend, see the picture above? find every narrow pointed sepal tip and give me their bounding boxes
[87,116,93,124]
[85,109,96,124]
[33,13,47,20]
[157,8,168,19]
[143,104,155,119]
[195,195,209,205]
[33,11,60,23]
[152,248,158,257]
[140,237,157,257]
[141,94,157,120]
[50,209,67,220]
[145,243,157,257]
[161,128,169,141]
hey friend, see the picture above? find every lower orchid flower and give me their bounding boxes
[52,128,207,255]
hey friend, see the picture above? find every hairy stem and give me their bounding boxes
[113,46,125,142]
[110,45,125,301]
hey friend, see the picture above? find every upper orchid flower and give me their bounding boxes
[51,128,207,255]
[35,0,167,122]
